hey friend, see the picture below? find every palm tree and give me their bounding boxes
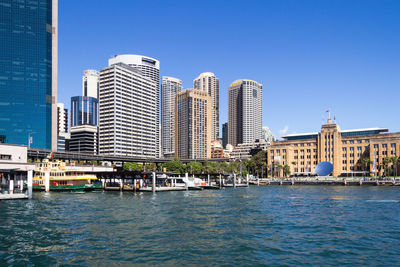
[389,156,399,178]
[283,164,291,177]
[383,158,390,177]
[362,158,372,179]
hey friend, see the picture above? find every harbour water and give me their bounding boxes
[1,186,400,266]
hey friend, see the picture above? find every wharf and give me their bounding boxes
[223,184,249,188]
[0,193,28,200]
[250,178,400,186]
[139,186,187,192]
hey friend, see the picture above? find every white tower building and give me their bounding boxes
[82,70,99,98]
[193,72,219,141]
[99,60,158,157]
[228,79,262,146]
[108,55,160,157]
[161,76,182,158]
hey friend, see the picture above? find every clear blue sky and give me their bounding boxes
[58,0,400,139]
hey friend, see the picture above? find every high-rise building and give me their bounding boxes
[99,61,158,157]
[228,79,262,146]
[56,103,69,152]
[175,89,211,160]
[69,125,98,154]
[0,0,58,150]
[161,76,182,158]
[193,72,219,141]
[57,103,68,134]
[70,96,99,127]
[262,126,275,143]
[222,122,228,148]
[82,70,99,98]
[109,55,160,157]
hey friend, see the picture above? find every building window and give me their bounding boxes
[342,147,347,151]
[342,141,347,144]
[382,144,387,148]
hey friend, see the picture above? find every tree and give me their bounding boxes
[276,164,283,178]
[162,157,186,174]
[362,158,372,178]
[187,162,203,174]
[383,158,390,177]
[283,164,291,177]
[389,156,399,177]
[123,162,142,172]
[144,162,157,172]
[248,151,267,177]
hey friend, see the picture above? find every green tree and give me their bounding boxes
[389,156,399,177]
[123,162,142,172]
[187,162,203,174]
[249,151,267,177]
[362,158,372,178]
[162,157,186,174]
[283,164,291,177]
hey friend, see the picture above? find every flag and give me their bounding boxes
[371,158,376,172]
[326,109,330,113]
[47,152,54,159]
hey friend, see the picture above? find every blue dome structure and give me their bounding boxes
[314,161,333,176]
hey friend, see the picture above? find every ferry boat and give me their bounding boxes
[32,160,102,192]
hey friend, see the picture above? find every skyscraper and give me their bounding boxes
[99,60,158,157]
[70,96,99,127]
[57,103,68,152]
[109,55,160,157]
[175,89,211,160]
[193,72,219,141]
[222,122,228,148]
[161,76,182,158]
[228,79,262,146]
[0,0,58,150]
[57,103,68,134]
[82,69,99,98]
[69,70,99,154]
[262,126,275,143]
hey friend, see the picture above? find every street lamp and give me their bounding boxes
[28,131,36,149]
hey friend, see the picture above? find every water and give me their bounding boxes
[1,186,400,266]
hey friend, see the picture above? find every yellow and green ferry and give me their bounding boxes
[32,160,103,192]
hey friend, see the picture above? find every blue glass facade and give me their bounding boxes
[0,0,53,149]
[71,96,98,127]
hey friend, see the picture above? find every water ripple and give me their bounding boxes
[1,186,400,266]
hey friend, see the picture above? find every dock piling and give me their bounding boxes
[208,174,210,186]
[246,174,249,186]
[27,170,32,199]
[219,174,222,189]
[234,173,236,188]
[9,176,14,194]
[44,172,50,192]
[152,172,156,193]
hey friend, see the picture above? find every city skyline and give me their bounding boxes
[57,0,400,140]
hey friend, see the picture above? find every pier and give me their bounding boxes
[249,177,400,186]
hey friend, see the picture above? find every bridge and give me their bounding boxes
[28,149,229,164]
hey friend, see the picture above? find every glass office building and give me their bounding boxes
[71,96,98,127]
[0,0,56,149]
